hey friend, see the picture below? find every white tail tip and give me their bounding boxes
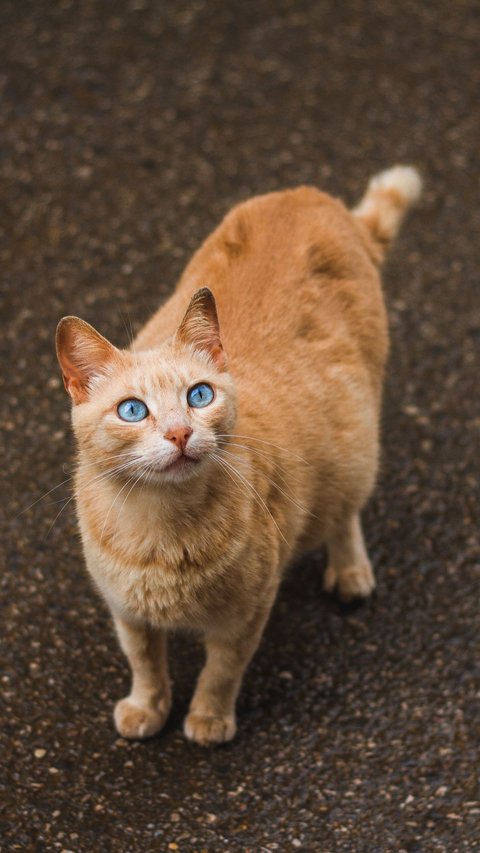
[368,165,423,205]
[353,164,422,256]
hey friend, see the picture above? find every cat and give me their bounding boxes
[56,165,421,745]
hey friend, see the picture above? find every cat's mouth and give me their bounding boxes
[162,453,201,472]
[148,451,204,482]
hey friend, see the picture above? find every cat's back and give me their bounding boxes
[136,186,388,388]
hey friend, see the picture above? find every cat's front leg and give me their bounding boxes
[184,605,271,746]
[112,614,171,739]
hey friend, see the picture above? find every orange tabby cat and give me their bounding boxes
[56,166,421,745]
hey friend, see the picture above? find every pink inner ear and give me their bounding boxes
[62,373,89,403]
[56,317,118,404]
[178,318,226,368]
[209,343,226,369]
[176,288,227,369]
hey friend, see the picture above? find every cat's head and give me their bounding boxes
[56,288,236,485]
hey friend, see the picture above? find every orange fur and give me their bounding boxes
[56,166,421,744]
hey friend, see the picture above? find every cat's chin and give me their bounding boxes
[147,454,205,485]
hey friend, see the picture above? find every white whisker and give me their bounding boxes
[44,494,76,540]
[211,452,291,549]
[217,433,309,465]
[217,439,304,488]
[109,471,147,546]
[217,446,318,521]
[17,477,73,518]
[99,468,142,545]
[20,450,142,519]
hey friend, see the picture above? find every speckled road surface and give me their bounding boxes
[1,1,479,851]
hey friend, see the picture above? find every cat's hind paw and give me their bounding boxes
[183,712,236,746]
[323,561,376,603]
[114,695,170,740]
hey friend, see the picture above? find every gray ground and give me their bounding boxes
[1,1,479,851]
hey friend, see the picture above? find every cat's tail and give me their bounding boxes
[352,165,422,258]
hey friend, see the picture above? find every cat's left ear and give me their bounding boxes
[56,316,120,404]
[175,288,226,369]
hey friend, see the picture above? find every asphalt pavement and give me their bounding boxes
[1,1,479,850]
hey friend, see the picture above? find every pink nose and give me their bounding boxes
[164,425,192,451]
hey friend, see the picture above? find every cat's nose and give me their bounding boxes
[164,425,193,451]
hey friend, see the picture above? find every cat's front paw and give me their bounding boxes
[114,695,170,740]
[183,712,236,746]
[323,561,376,602]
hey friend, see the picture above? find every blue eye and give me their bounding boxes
[117,399,149,422]
[187,383,214,408]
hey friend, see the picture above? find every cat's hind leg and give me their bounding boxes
[323,513,375,602]
[112,615,171,739]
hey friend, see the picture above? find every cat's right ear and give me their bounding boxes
[56,317,119,404]
[175,287,226,369]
